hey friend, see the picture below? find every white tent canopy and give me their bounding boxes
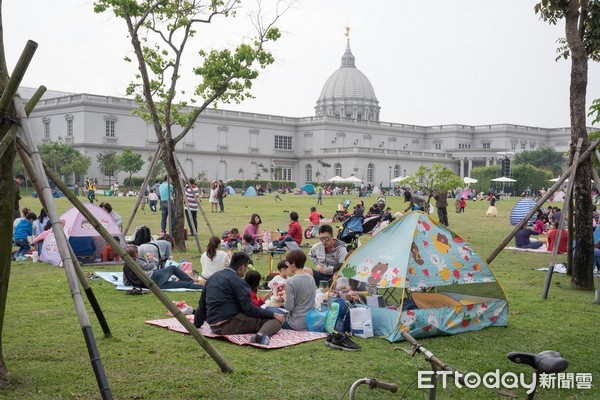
[343,175,363,183]
[491,177,517,183]
[327,175,344,182]
[463,177,478,184]
[391,176,410,183]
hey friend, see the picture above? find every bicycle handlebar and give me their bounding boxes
[371,379,398,393]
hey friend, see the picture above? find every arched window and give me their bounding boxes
[305,164,312,182]
[393,164,400,178]
[367,163,374,183]
[334,163,342,177]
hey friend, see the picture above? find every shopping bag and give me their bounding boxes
[306,307,328,332]
[350,306,373,338]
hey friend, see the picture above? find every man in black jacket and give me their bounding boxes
[194,253,284,345]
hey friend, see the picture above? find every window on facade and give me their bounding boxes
[357,114,362,120]
[458,143,471,149]
[274,135,292,150]
[335,163,342,177]
[67,119,73,137]
[435,143,441,150]
[393,165,400,178]
[281,168,292,181]
[530,144,535,150]
[106,120,115,137]
[482,142,490,149]
[511,142,517,150]
[346,113,352,118]
[43,121,50,139]
[305,164,312,182]
[521,142,526,150]
[367,163,374,182]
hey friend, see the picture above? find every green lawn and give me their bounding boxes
[2,192,597,399]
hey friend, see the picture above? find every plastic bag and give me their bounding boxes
[350,306,373,338]
[306,307,328,332]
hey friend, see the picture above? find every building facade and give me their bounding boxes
[22,40,581,187]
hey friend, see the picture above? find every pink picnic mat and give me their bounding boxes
[145,315,327,349]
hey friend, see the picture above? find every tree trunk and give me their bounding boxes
[566,2,594,290]
[160,140,186,251]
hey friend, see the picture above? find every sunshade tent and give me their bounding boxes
[301,184,315,194]
[224,185,235,195]
[509,198,538,226]
[243,186,257,196]
[491,177,517,183]
[338,212,508,341]
[343,176,363,183]
[463,177,478,184]
[40,203,125,266]
[391,176,409,183]
[328,175,344,182]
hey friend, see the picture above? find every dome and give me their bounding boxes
[315,39,380,121]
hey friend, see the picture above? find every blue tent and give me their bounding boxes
[225,186,235,195]
[509,198,537,226]
[301,184,315,194]
[243,186,257,196]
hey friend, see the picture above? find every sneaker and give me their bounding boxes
[249,333,270,346]
[17,256,28,262]
[325,334,333,347]
[328,333,361,351]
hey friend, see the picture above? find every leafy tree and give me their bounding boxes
[96,151,120,186]
[403,164,463,209]
[471,165,501,194]
[38,139,91,182]
[535,1,600,290]
[148,154,165,183]
[94,0,286,250]
[118,147,144,188]
[511,163,554,195]
[514,148,566,176]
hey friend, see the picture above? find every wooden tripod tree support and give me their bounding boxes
[16,134,233,372]
[486,138,600,266]
[542,139,583,300]
[13,95,114,398]
[172,156,203,255]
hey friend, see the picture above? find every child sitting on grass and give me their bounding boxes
[13,212,36,262]
[224,228,242,249]
[264,260,291,308]
[245,270,272,307]
[102,235,122,262]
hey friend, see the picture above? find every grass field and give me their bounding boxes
[2,192,598,399]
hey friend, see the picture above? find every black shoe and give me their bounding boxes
[325,334,333,347]
[329,333,361,351]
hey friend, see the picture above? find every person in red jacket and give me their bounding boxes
[245,270,272,307]
[547,222,568,254]
[308,206,323,237]
[276,211,302,248]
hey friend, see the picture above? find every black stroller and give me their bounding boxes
[337,215,364,252]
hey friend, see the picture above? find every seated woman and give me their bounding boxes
[123,245,203,290]
[200,236,231,279]
[267,250,315,330]
[515,227,543,249]
[546,222,568,253]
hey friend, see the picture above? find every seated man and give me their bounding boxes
[515,227,543,249]
[194,253,284,345]
[274,211,302,249]
[305,224,348,286]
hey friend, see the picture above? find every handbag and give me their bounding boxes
[306,306,328,332]
[350,306,373,338]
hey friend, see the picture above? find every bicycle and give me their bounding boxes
[346,331,568,399]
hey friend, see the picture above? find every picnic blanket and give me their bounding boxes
[94,271,202,292]
[505,244,548,253]
[146,315,327,349]
[536,264,600,277]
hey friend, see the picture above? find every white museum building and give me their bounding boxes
[22,39,582,187]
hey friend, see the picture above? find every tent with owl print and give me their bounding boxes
[339,211,508,342]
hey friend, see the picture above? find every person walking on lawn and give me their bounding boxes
[194,253,284,345]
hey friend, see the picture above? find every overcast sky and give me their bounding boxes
[4,0,600,128]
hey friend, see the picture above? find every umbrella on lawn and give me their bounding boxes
[328,175,344,182]
[491,177,517,183]
[343,175,363,183]
[463,177,478,184]
[391,176,410,183]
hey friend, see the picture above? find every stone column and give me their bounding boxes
[459,158,465,178]
[467,158,473,177]
[485,158,490,167]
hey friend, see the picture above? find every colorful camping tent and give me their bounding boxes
[243,186,257,196]
[224,186,235,195]
[509,198,538,226]
[301,184,315,194]
[40,203,125,266]
[339,211,508,341]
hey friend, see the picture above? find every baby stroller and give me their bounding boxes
[337,215,364,252]
[332,199,352,222]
